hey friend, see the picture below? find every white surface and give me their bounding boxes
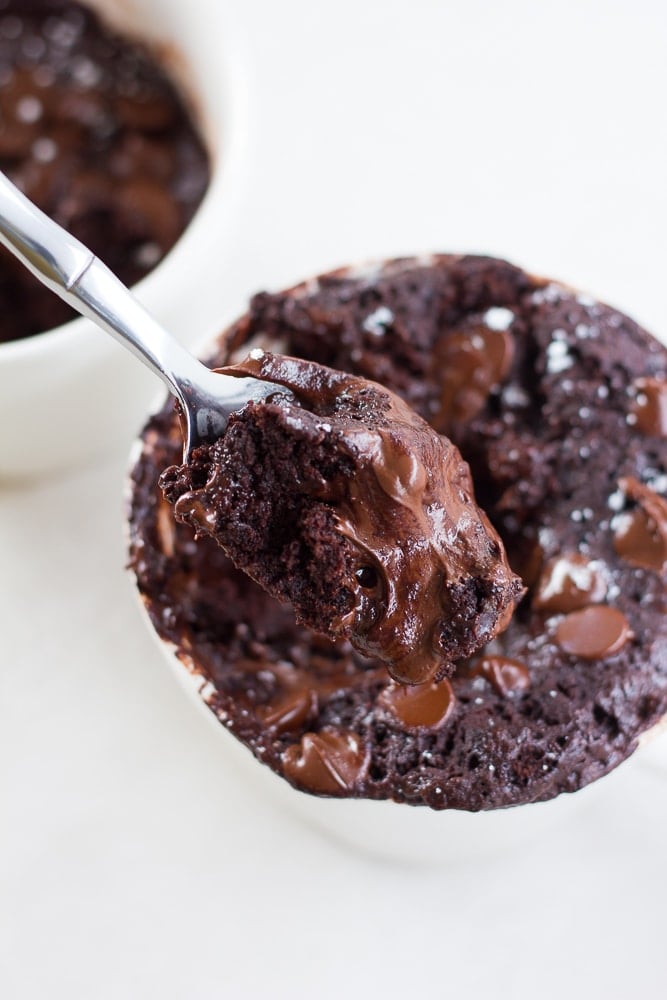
[4,0,667,997]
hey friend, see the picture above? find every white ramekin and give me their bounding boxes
[125,255,667,864]
[140,603,635,865]
[0,0,248,480]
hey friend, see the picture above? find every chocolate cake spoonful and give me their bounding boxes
[159,350,524,684]
[0,171,289,456]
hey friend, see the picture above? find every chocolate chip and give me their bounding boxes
[555,606,632,660]
[378,677,455,730]
[613,477,667,573]
[533,552,608,613]
[465,655,530,696]
[259,689,317,735]
[433,323,514,430]
[281,731,368,794]
[629,377,667,437]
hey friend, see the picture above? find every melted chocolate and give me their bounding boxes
[378,677,455,730]
[258,689,318,735]
[630,377,667,437]
[533,553,608,613]
[613,476,667,573]
[281,731,369,795]
[432,320,514,431]
[0,0,209,342]
[161,351,523,684]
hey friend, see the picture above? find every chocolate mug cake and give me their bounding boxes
[128,255,667,811]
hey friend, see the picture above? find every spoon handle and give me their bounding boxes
[0,171,209,408]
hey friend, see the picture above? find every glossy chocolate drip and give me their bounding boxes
[165,351,523,685]
[225,352,523,683]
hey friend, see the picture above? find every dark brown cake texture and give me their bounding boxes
[158,352,523,684]
[0,0,209,342]
[128,254,667,811]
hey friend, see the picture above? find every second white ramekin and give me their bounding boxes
[0,0,248,479]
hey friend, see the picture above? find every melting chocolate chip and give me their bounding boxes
[613,476,667,573]
[533,553,608,613]
[259,689,317,735]
[378,677,455,730]
[630,377,667,437]
[466,655,530,696]
[433,323,514,430]
[555,606,632,660]
[281,730,368,794]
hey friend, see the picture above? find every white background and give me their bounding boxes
[4,1,667,997]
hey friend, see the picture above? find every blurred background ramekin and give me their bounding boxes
[0,0,247,480]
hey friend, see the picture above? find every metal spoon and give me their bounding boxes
[0,171,290,456]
